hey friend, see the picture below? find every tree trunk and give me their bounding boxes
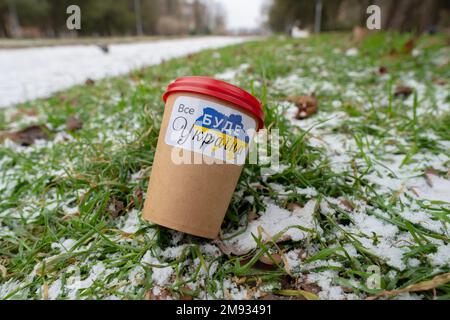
[382,0,435,32]
[417,0,439,32]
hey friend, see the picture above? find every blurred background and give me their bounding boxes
[1,0,449,107]
[1,0,449,39]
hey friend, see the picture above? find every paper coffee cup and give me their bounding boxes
[143,77,264,239]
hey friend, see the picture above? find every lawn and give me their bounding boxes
[0,33,449,300]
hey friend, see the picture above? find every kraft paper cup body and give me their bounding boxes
[143,92,259,239]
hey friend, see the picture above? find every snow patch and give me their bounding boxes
[221,199,318,255]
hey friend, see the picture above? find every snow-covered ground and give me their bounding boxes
[0,36,247,108]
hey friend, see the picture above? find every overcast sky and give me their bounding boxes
[215,0,267,31]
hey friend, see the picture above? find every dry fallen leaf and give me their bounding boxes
[145,287,172,300]
[2,125,50,146]
[287,95,318,119]
[65,116,83,132]
[107,198,125,219]
[378,66,388,75]
[394,86,413,99]
[432,78,447,85]
[85,78,95,86]
[339,198,355,211]
[299,281,322,295]
[402,38,416,55]
[259,253,283,266]
[388,38,417,57]
[286,203,301,211]
[368,272,450,299]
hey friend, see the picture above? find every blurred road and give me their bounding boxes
[0,37,246,108]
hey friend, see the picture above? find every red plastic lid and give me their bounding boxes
[163,76,264,130]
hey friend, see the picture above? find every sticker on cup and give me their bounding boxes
[165,96,257,165]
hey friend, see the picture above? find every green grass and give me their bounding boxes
[0,33,449,300]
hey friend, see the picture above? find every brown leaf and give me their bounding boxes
[253,183,267,191]
[6,125,50,146]
[287,95,318,119]
[394,86,413,99]
[378,66,388,75]
[342,286,354,293]
[402,39,416,55]
[107,198,125,219]
[85,78,95,86]
[300,281,321,294]
[340,198,355,211]
[286,203,301,211]
[279,274,295,290]
[432,78,447,86]
[65,116,83,132]
[145,287,172,300]
[368,272,450,299]
[259,253,283,266]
